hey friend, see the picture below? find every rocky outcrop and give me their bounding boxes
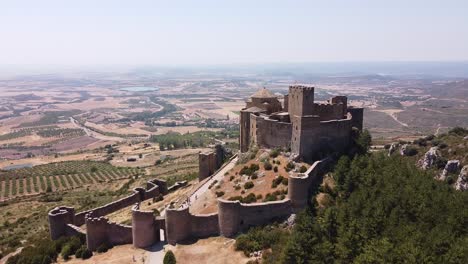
[399,144,409,156]
[455,165,468,191]
[419,147,439,169]
[388,143,398,156]
[439,160,460,180]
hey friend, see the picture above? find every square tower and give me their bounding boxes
[288,85,315,117]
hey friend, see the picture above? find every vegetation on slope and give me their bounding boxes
[235,128,467,263]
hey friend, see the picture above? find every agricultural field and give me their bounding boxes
[0,161,142,201]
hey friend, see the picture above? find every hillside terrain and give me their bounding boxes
[231,128,467,264]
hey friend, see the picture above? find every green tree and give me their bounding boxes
[163,250,176,264]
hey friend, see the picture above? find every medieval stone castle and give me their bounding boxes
[47,84,363,251]
[240,85,363,161]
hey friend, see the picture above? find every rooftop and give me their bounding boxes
[251,87,276,98]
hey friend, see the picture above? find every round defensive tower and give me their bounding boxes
[165,206,191,245]
[218,199,241,237]
[288,173,310,211]
[48,206,75,240]
[132,204,159,248]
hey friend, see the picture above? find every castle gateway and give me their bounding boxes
[240,85,363,161]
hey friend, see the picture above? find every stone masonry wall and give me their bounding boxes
[218,199,292,238]
[165,206,219,245]
[85,214,132,251]
[254,116,292,150]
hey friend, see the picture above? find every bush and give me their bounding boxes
[299,165,307,173]
[273,166,278,172]
[81,249,92,259]
[264,161,273,170]
[448,126,468,136]
[284,162,295,172]
[251,173,258,180]
[229,175,235,181]
[272,175,286,188]
[269,149,280,158]
[244,181,254,189]
[97,243,111,253]
[242,193,257,203]
[164,250,177,264]
[235,226,288,256]
[406,147,418,156]
[75,247,84,258]
[61,245,72,260]
[215,191,225,197]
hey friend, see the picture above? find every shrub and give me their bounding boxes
[448,126,468,136]
[285,162,295,172]
[256,194,263,200]
[229,175,235,181]
[269,149,279,158]
[264,161,273,170]
[406,147,418,156]
[234,185,241,190]
[299,165,307,173]
[164,250,176,264]
[281,177,288,186]
[81,249,92,259]
[61,245,72,260]
[244,181,254,189]
[272,175,285,188]
[242,193,257,203]
[273,166,278,172]
[215,191,225,197]
[75,247,84,258]
[229,196,243,201]
[251,173,258,180]
[97,243,111,253]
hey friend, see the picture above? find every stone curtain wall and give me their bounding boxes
[85,215,133,251]
[218,199,292,237]
[165,206,219,245]
[48,179,167,250]
[254,116,292,150]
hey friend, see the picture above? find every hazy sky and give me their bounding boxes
[1,0,467,66]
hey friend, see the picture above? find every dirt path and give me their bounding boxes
[49,176,57,191]
[0,247,23,264]
[9,178,14,197]
[16,178,21,196]
[35,175,43,193]
[188,156,238,206]
[0,180,4,200]
[374,109,409,127]
[23,177,29,194]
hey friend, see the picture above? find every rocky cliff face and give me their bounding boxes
[455,165,468,191]
[439,160,460,180]
[418,147,439,169]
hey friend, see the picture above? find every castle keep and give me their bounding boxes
[240,85,363,161]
